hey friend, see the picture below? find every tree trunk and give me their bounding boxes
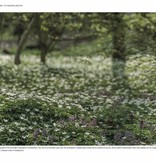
[110,14,130,90]
[111,14,126,61]
[14,16,36,65]
[40,48,47,64]
[0,14,4,43]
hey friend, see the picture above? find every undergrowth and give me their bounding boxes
[0,54,156,145]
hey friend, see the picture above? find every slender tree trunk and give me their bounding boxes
[111,14,126,61]
[14,16,36,65]
[110,14,130,90]
[40,48,47,64]
[0,14,4,44]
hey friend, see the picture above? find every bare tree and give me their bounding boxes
[14,15,37,65]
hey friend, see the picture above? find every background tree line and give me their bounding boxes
[1,13,156,90]
[0,13,156,65]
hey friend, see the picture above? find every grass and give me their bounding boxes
[0,53,156,145]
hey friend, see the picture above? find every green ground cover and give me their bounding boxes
[0,54,155,145]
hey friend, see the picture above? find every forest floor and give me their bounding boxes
[0,54,156,145]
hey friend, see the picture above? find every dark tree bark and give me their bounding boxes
[13,22,25,44]
[111,13,126,61]
[40,48,47,64]
[14,16,37,65]
[0,14,4,43]
[110,14,130,90]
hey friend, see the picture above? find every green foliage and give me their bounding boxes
[0,54,156,145]
[125,13,156,55]
[1,13,156,145]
